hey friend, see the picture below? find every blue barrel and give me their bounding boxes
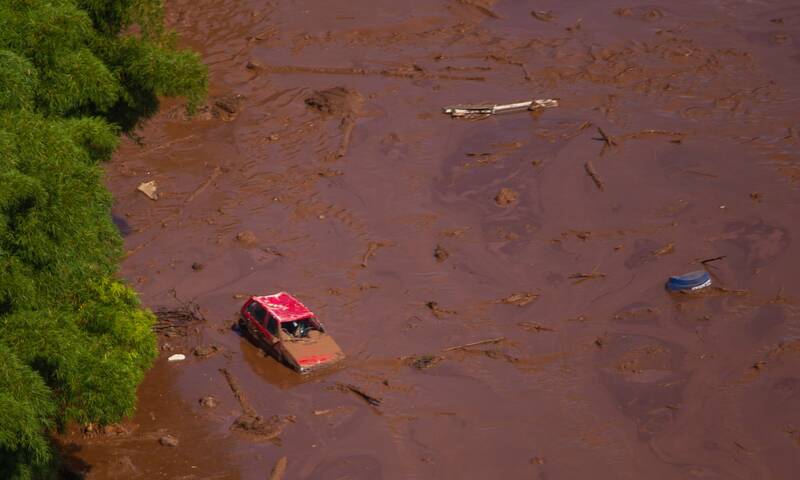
[665,270,712,292]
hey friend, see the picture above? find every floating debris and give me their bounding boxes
[569,266,607,283]
[494,292,539,307]
[434,244,450,262]
[665,270,712,292]
[584,161,605,191]
[531,10,555,22]
[652,242,675,256]
[518,322,554,333]
[443,99,558,118]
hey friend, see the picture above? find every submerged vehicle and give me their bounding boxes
[239,292,345,373]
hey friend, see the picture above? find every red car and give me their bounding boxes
[239,292,345,373]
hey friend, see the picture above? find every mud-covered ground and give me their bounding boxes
[63,0,800,478]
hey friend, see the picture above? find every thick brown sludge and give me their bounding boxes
[60,1,800,478]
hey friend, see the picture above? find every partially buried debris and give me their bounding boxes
[443,99,558,118]
[495,187,519,206]
[434,244,450,262]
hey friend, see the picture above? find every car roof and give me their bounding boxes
[252,292,315,323]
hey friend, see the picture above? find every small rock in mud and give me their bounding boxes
[214,95,243,115]
[595,335,608,349]
[199,396,217,408]
[245,59,261,70]
[159,435,179,447]
[191,262,204,271]
[494,187,519,206]
[305,87,363,117]
[193,345,220,358]
[434,244,449,262]
[408,354,444,370]
[235,230,258,246]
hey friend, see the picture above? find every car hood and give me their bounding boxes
[282,331,344,372]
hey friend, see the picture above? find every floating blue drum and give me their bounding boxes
[665,270,712,292]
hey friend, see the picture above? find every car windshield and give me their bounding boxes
[281,318,319,339]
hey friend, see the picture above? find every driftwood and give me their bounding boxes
[442,336,505,352]
[584,161,605,191]
[336,383,382,406]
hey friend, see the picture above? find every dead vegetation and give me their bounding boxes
[152,299,205,337]
[569,266,607,284]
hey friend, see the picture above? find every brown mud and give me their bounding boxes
[63,0,800,478]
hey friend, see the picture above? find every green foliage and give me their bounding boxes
[0,0,206,477]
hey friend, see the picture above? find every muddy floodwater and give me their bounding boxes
[64,0,800,478]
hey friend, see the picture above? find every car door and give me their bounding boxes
[266,315,280,347]
[243,301,270,342]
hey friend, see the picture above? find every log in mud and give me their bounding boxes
[64,1,800,478]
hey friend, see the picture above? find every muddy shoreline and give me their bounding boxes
[64,0,800,478]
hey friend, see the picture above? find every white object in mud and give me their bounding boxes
[442,98,559,118]
[137,180,158,200]
[167,354,186,362]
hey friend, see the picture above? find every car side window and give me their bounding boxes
[253,305,267,325]
[267,316,278,336]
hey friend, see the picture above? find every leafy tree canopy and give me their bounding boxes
[0,1,207,477]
